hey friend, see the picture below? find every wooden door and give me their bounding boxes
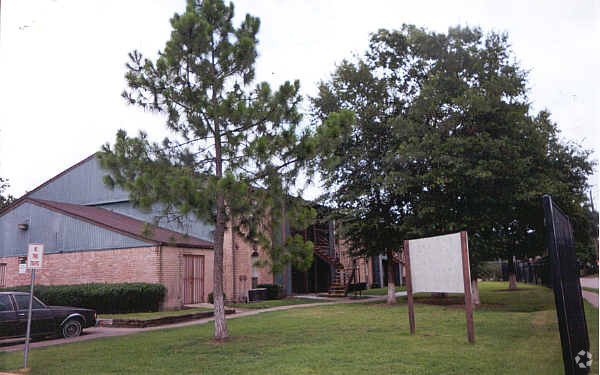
[183,255,204,304]
[0,263,6,288]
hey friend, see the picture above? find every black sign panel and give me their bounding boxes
[543,195,590,374]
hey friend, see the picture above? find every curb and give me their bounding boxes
[97,309,236,328]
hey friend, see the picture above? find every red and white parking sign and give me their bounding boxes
[27,243,44,269]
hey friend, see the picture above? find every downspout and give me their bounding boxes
[232,225,237,302]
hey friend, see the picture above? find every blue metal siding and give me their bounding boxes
[95,201,214,242]
[0,203,153,258]
[29,157,129,205]
[27,156,214,242]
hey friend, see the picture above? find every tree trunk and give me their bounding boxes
[212,82,228,340]
[471,279,480,306]
[213,192,229,341]
[508,256,518,290]
[386,251,396,305]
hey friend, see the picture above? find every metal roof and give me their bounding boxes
[19,198,214,249]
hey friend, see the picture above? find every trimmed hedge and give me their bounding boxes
[0,283,166,314]
[257,284,282,300]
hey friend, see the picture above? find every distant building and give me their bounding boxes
[0,154,392,309]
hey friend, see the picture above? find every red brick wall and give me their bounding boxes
[223,222,274,303]
[0,246,161,288]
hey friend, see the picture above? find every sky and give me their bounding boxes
[0,0,598,204]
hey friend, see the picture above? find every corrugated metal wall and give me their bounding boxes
[29,157,129,205]
[0,202,153,257]
[95,201,214,242]
[28,156,214,242]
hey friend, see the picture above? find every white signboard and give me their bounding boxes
[18,263,27,274]
[27,243,44,269]
[408,232,469,294]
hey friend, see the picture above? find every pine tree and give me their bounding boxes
[100,0,315,341]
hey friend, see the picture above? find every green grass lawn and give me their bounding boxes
[227,297,327,310]
[1,282,597,374]
[99,307,214,320]
[362,285,406,296]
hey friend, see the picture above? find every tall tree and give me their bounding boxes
[0,177,14,211]
[313,25,596,302]
[374,26,595,292]
[312,61,412,305]
[99,0,315,341]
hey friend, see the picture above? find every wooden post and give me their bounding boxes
[460,231,475,344]
[404,240,416,335]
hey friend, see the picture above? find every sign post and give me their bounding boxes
[460,231,475,344]
[403,240,416,335]
[23,243,43,369]
[405,231,474,343]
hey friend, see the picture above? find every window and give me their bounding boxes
[13,294,45,310]
[0,295,13,312]
[0,263,6,288]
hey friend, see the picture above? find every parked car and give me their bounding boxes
[0,292,96,339]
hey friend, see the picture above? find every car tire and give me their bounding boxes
[61,319,82,338]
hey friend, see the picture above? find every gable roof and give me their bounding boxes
[22,153,99,200]
[12,198,213,249]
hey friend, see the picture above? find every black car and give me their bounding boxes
[0,292,96,339]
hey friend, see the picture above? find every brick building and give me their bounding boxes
[0,154,386,310]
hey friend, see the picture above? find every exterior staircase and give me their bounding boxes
[313,247,347,297]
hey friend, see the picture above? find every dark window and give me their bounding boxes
[13,295,45,310]
[0,295,13,312]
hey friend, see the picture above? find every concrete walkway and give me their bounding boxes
[580,277,598,290]
[580,277,598,308]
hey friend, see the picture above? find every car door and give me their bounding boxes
[13,294,56,337]
[0,294,17,338]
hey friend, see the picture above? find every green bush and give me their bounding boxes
[257,284,282,300]
[480,261,503,281]
[0,283,166,314]
[208,292,226,304]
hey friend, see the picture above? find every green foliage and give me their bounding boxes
[0,177,14,211]
[98,0,316,334]
[1,283,166,314]
[313,24,596,273]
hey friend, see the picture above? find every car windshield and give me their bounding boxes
[0,295,13,312]
[13,294,45,310]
